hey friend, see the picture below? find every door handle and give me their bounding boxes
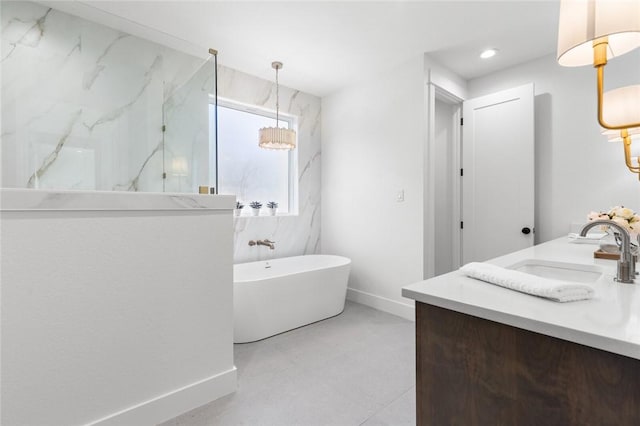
[521,227,532,235]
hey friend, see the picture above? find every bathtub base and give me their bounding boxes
[235,306,346,344]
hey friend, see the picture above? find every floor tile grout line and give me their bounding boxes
[356,383,415,426]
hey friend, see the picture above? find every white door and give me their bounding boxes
[462,83,534,264]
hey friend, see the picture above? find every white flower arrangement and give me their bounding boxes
[587,206,640,237]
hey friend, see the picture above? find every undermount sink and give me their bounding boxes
[506,259,605,284]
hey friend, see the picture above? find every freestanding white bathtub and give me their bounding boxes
[233,255,351,343]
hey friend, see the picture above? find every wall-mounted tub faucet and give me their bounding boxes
[257,239,276,250]
[248,239,276,249]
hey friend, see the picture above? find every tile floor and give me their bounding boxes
[160,301,416,426]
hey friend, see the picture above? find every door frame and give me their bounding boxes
[424,82,463,279]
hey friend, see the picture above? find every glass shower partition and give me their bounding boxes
[162,55,217,194]
[0,1,217,194]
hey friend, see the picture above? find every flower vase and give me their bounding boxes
[251,208,260,216]
[235,209,243,217]
[268,208,277,216]
[599,229,640,255]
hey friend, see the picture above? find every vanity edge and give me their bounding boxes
[402,238,640,360]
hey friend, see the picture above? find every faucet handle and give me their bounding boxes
[263,239,275,244]
[248,240,257,246]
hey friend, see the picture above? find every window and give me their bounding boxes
[211,100,296,214]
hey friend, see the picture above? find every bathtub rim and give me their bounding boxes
[233,254,351,283]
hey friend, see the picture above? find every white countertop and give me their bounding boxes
[402,238,640,360]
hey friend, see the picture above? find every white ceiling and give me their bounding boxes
[47,1,561,97]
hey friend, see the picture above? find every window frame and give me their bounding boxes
[211,96,298,215]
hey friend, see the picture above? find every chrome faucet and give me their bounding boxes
[580,220,635,283]
[248,239,276,250]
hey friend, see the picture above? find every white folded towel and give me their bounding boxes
[567,232,605,245]
[459,262,594,303]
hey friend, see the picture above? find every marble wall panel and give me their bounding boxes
[217,66,322,263]
[0,1,207,192]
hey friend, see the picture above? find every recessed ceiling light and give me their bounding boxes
[480,49,498,59]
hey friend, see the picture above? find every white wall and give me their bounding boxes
[467,52,640,243]
[322,49,640,320]
[424,54,468,101]
[1,189,236,425]
[321,55,425,320]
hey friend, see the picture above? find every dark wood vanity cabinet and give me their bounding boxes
[415,302,640,425]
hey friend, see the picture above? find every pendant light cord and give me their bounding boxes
[275,66,280,126]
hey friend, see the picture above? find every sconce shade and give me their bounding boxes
[602,85,640,128]
[557,0,640,67]
[258,127,297,150]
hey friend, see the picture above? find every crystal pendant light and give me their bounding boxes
[258,61,296,150]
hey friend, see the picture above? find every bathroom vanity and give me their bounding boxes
[403,238,640,425]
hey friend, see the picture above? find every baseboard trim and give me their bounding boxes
[346,287,415,321]
[90,367,237,426]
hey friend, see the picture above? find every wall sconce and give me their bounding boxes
[557,0,640,129]
[258,61,296,150]
[557,0,640,178]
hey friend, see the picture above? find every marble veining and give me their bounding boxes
[256,84,273,107]
[286,90,300,112]
[83,55,163,132]
[299,150,321,181]
[65,35,82,59]
[303,204,321,254]
[1,7,51,62]
[311,107,321,137]
[1,1,208,193]
[163,58,214,194]
[113,139,164,191]
[26,109,83,188]
[83,34,129,90]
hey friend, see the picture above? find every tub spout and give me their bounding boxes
[257,239,276,250]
